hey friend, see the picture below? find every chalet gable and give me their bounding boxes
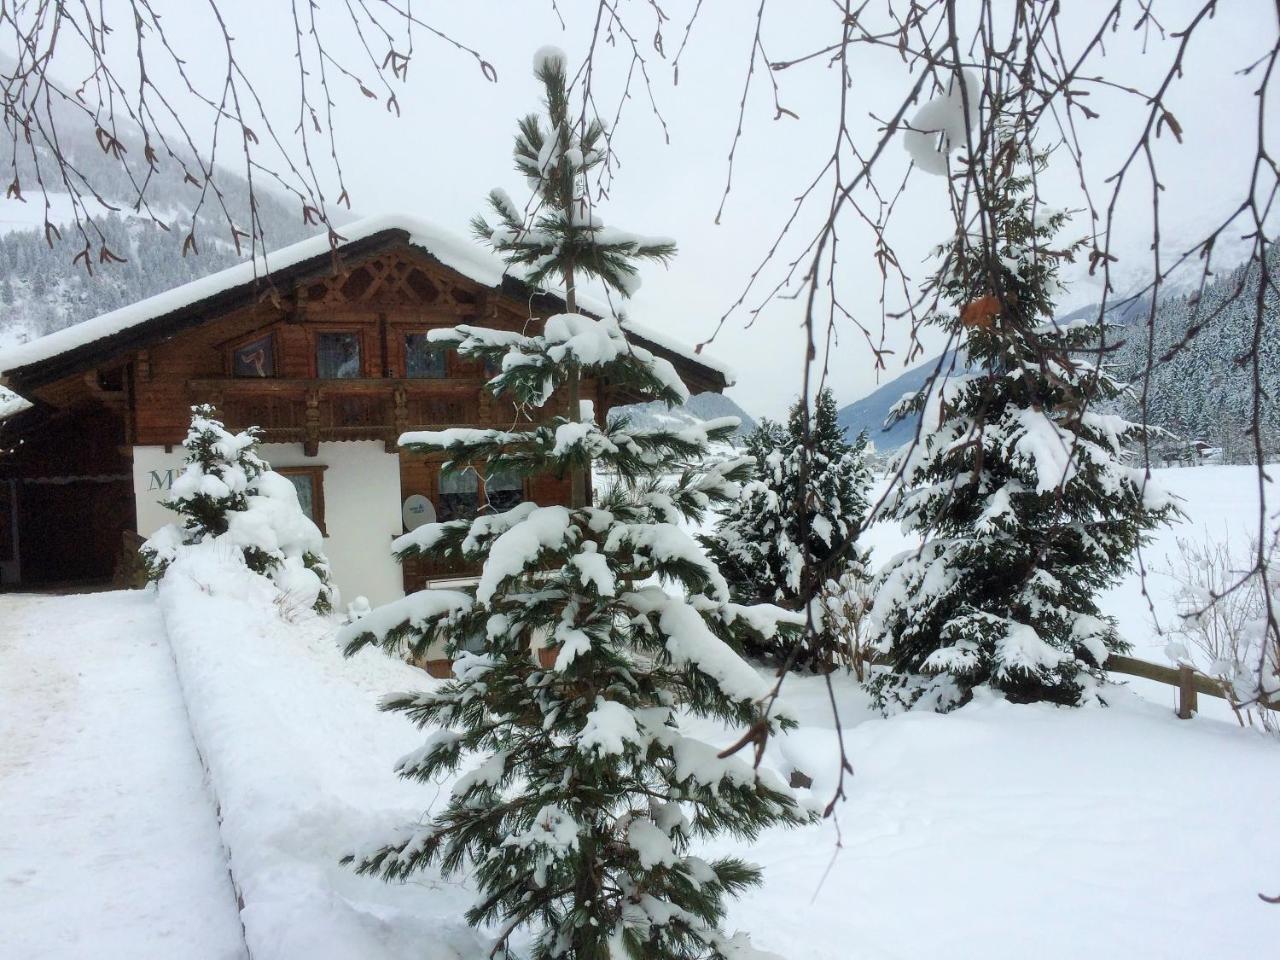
[0,215,731,398]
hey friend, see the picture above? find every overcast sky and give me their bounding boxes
[43,1,1280,418]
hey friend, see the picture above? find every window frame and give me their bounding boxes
[437,466,480,523]
[226,329,278,378]
[276,464,329,536]
[312,328,366,380]
[401,329,450,380]
[482,469,526,513]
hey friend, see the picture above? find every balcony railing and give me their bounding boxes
[187,377,518,453]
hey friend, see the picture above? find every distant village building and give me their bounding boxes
[0,216,730,602]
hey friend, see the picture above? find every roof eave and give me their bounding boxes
[4,227,729,398]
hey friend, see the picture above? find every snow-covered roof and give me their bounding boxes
[0,213,733,388]
[0,384,32,421]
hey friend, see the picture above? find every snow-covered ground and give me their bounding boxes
[2,463,1276,958]
[0,591,246,960]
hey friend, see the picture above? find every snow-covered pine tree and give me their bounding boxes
[868,124,1180,713]
[340,323,810,959]
[704,388,873,670]
[340,54,809,951]
[471,45,675,508]
[141,404,335,614]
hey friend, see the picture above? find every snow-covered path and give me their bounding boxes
[0,590,248,960]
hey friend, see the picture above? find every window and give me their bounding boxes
[438,468,479,522]
[316,332,362,379]
[484,469,524,513]
[232,333,275,377]
[277,466,327,535]
[404,332,447,378]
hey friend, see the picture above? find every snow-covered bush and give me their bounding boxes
[1163,532,1280,732]
[869,118,1180,712]
[142,404,335,615]
[339,47,809,960]
[818,569,877,682]
[705,388,873,670]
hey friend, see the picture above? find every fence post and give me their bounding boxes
[1177,664,1199,719]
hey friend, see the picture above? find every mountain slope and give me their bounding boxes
[839,253,1278,457]
[838,351,964,450]
[0,118,318,353]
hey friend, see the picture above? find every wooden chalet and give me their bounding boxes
[0,215,731,603]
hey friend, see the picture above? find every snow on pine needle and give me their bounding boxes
[141,404,336,615]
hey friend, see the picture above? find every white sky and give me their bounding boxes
[52,1,1280,418]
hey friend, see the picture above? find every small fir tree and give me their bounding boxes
[141,404,335,614]
[341,51,809,953]
[340,321,810,959]
[868,124,1179,712]
[704,389,873,670]
[471,45,675,507]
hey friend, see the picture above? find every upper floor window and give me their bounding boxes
[404,332,447,378]
[316,332,362,379]
[232,333,275,377]
[439,468,479,522]
[485,469,524,513]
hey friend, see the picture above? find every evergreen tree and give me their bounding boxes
[340,56,809,953]
[142,404,335,614]
[704,389,873,670]
[471,46,676,507]
[868,122,1180,713]
[341,327,809,960]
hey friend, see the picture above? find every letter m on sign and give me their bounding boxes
[147,469,177,492]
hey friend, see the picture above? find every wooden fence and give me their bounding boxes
[1106,654,1279,720]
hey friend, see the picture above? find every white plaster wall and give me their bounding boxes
[132,440,405,608]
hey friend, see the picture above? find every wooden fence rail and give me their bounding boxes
[1106,654,1279,719]
[855,650,1276,721]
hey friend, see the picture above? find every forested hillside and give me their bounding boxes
[0,118,317,350]
[839,251,1279,462]
[1110,249,1280,459]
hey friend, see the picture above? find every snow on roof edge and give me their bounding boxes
[0,214,507,376]
[0,212,734,390]
[618,318,736,387]
[0,384,33,420]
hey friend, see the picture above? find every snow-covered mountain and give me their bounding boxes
[0,118,319,353]
[839,248,1278,457]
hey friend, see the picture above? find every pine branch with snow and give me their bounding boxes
[470,48,676,303]
[870,118,1181,712]
[469,46,677,516]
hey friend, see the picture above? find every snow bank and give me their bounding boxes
[155,547,488,960]
[684,672,1280,960]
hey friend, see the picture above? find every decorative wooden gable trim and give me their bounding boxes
[295,252,483,313]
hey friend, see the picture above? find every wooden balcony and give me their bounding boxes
[187,377,515,454]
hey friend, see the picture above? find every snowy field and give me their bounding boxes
[0,463,1276,958]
